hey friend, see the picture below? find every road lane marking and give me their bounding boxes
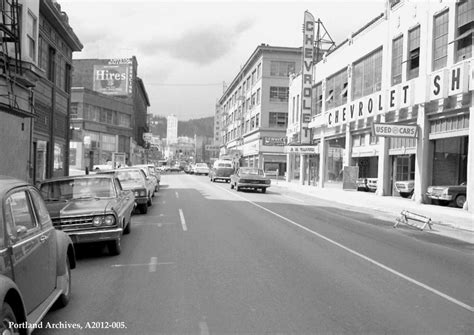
[179,208,188,231]
[111,261,174,268]
[222,187,474,313]
[175,192,179,199]
[149,257,157,272]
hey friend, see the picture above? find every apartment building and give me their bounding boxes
[218,44,302,173]
[299,0,472,211]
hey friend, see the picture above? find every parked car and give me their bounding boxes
[426,182,467,208]
[38,174,135,255]
[134,164,160,192]
[230,167,271,193]
[356,177,378,192]
[193,163,210,175]
[209,160,234,183]
[98,168,152,214]
[0,176,76,333]
[394,180,415,198]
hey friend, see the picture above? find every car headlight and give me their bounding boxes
[92,216,103,227]
[104,215,115,226]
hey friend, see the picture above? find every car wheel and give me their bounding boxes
[236,186,240,192]
[455,195,466,208]
[123,217,131,234]
[108,238,122,256]
[147,195,152,207]
[400,193,410,198]
[0,303,20,335]
[261,188,267,193]
[139,204,148,214]
[56,257,71,308]
[230,183,234,189]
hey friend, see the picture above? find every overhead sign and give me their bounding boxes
[142,132,153,142]
[301,11,315,127]
[285,145,319,154]
[92,59,133,96]
[372,123,418,138]
[262,136,287,146]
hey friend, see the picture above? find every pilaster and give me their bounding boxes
[414,104,430,203]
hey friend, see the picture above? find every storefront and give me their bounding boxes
[389,137,416,196]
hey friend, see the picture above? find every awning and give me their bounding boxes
[449,28,474,44]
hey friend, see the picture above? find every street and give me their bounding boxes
[38,174,473,334]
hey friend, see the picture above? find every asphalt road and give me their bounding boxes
[37,173,473,334]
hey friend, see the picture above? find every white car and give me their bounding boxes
[193,163,210,175]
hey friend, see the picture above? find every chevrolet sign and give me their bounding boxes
[372,123,418,138]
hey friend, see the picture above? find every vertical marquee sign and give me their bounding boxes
[301,10,315,133]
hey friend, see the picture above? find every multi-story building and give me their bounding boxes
[69,87,134,170]
[217,44,301,173]
[0,0,36,181]
[33,0,83,182]
[71,57,151,166]
[299,0,472,211]
[166,114,178,144]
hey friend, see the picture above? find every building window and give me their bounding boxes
[454,0,473,63]
[391,35,403,85]
[65,63,72,93]
[251,93,256,106]
[270,86,289,102]
[292,96,296,123]
[47,47,56,82]
[352,48,382,100]
[70,103,78,119]
[407,26,420,80]
[255,113,260,128]
[257,63,262,78]
[269,112,288,128]
[270,61,296,77]
[311,83,323,116]
[251,70,256,85]
[256,88,261,105]
[433,10,449,71]
[325,68,348,110]
[26,11,37,62]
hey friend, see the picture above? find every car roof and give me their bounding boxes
[39,174,115,183]
[0,176,30,196]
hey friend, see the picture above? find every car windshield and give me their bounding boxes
[196,163,208,167]
[240,168,264,176]
[218,163,233,168]
[40,177,115,200]
[116,170,144,188]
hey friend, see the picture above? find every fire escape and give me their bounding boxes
[0,0,33,116]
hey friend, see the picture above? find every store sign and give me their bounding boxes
[92,58,133,96]
[372,123,418,138]
[429,62,470,100]
[142,132,153,142]
[205,145,220,151]
[301,11,315,124]
[262,136,287,146]
[285,145,319,153]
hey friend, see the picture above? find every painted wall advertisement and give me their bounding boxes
[93,58,133,96]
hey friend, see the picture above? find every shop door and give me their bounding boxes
[392,155,415,195]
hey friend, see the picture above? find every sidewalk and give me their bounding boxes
[271,179,474,244]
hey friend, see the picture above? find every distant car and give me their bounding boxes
[193,163,210,175]
[0,176,76,333]
[230,167,271,193]
[98,168,153,214]
[394,180,415,198]
[356,177,377,192]
[38,174,135,255]
[367,178,378,192]
[134,164,160,192]
[209,160,234,183]
[426,182,467,208]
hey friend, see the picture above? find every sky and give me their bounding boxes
[60,0,388,121]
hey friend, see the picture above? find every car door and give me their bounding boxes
[5,188,55,313]
[113,178,129,224]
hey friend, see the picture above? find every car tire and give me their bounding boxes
[108,238,122,256]
[123,218,131,234]
[147,195,152,207]
[139,204,148,214]
[455,195,466,208]
[56,257,71,308]
[261,188,267,193]
[230,183,234,189]
[0,303,19,335]
[236,186,240,192]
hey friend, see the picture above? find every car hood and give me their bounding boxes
[45,198,115,218]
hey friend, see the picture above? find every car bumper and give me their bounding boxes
[65,228,123,244]
[237,183,270,188]
[426,194,453,201]
[135,197,148,205]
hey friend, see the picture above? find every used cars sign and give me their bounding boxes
[372,123,418,138]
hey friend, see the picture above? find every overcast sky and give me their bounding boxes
[60,0,387,121]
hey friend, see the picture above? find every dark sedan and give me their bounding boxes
[230,167,271,193]
[0,176,76,334]
[38,174,135,255]
[426,182,467,208]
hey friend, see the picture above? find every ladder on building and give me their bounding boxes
[0,0,22,111]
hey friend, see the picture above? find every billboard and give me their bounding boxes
[92,58,133,96]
